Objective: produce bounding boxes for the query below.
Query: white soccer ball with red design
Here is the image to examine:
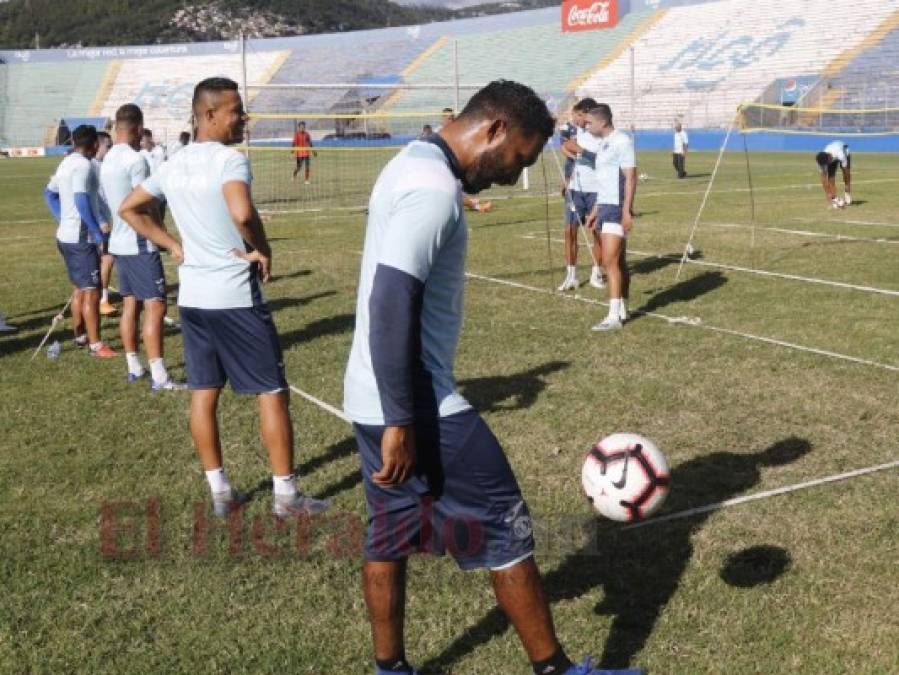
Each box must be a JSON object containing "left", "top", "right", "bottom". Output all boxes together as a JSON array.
[{"left": 582, "top": 433, "right": 670, "bottom": 522}]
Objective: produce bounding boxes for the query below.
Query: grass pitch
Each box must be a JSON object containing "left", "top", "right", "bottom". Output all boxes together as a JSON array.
[{"left": 0, "top": 148, "right": 897, "bottom": 674}]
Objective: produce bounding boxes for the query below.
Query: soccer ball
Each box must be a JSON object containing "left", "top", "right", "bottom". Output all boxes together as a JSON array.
[{"left": 582, "top": 433, "right": 671, "bottom": 522}]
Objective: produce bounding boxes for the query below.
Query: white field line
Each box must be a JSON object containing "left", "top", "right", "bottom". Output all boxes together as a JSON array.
[
  {"left": 0, "top": 235, "right": 46, "bottom": 243},
  {"left": 520, "top": 234, "right": 899, "bottom": 297},
  {"left": 796, "top": 217, "right": 899, "bottom": 229},
  {"left": 637, "top": 176, "right": 899, "bottom": 200},
  {"left": 625, "top": 459, "right": 899, "bottom": 530},
  {"left": 284, "top": 381, "right": 899, "bottom": 525},
  {"left": 465, "top": 271, "right": 899, "bottom": 373},
  {"left": 707, "top": 221, "right": 899, "bottom": 246},
  {"left": 0, "top": 218, "right": 52, "bottom": 226}
]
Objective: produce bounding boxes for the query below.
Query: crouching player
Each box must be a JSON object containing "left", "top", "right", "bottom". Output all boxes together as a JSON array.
[{"left": 816, "top": 141, "right": 851, "bottom": 208}]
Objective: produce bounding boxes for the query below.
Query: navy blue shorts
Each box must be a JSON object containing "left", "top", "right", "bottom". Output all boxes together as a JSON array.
[
  {"left": 57, "top": 241, "right": 100, "bottom": 290},
  {"left": 179, "top": 304, "right": 288, "bottom": 394},
  {"left": 354, "top": 409, "right": 535, "bottom": 571},
  {"left": 596, "top": 204, "right": 626, "bottom": 238},
  {"left": 567, "top": 190, "right": 596, "bottom": 227},
  {"left": 117, "top": 252, "right": 166, "bottom": 301}
]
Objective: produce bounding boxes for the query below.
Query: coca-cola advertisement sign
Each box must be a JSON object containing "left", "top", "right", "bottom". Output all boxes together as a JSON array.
[{"left": 561, "top": 0, "right": 619, "bottom": 32}]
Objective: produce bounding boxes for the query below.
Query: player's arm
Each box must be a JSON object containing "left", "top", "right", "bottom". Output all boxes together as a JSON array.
[
  {"left": 223, "top": 181, "right": 272, "bottom": 283},
  {"left": 369, "top": 187, "right": 456, "bottom": 487},
  {"left": 841, "top": 164, "right": 851, "bottom": 197},
  {"left": 621, "top": 168, "right": 637, "bottom": 231},
  {"left": 44, "top": 179, "right": 61, "bottom": 223},
  {"left": 71, "top": 162, "right": 107, "bottom": 242},
  {"left": 119, "top": 184, "right": 183, "bottom": 261},
  {"left": 820, "top": 170, "right": 835, "bottom": 201}
]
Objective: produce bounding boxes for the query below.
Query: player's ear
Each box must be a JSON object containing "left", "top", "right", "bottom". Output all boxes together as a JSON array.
[{"left": 486, "top": 118, "right": 507, "bottom": 145}]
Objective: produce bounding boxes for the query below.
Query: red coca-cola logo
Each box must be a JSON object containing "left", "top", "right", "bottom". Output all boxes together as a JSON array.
[{"left": 561, "top": 0, "right": 619, "bottom": 32}]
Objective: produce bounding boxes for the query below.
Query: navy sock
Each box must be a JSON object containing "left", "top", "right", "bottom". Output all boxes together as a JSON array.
[
  {"left": 376, "top": 656, "right": 413, "bottom": 673},
  {"left": 532, "top": 648, "right": 574, "bottom": 675}
]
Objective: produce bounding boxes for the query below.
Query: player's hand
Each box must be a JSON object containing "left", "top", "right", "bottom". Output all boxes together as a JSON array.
[
  {"left": 170, "top": 242, "right": 184, "bottom": 265},
  {"left": 585, "top": 209, "right": 598, "bottom": 231},
  {"left": 374, "top": 425, "right": 416, "bottom": 488},
  {"left": 100, "top": 222, "right": 111, "bottom": 234},
  {"left": 231, "top": 248, "right": 272, "bottom": 283},
  {"left": 622, "top": 210, "right": 634, "bottom": 233}
]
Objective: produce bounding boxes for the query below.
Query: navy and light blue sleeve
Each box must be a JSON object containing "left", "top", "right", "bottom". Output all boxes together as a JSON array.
[
  {"left": 44, "top": 187, "right": 61, "bottom": 223},
  {"left": 368, "top": 187, "right": 457, "bottom": 426}
]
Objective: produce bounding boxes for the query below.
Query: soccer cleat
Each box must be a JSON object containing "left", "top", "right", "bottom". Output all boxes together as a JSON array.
[
  {"left": 591, "top": 316, "right": 623, "bottom": 332},
  {"left": 90, "top": 343, "right": 118, "bottom": 358},
  {"left": 127, "top": 370, "right": 147, "bottom": 383},
  {"left": 557, "top": 277, "right": 579, "bottom": 292},
  {"left": 843, "top": 193, "right": 852, "bottom": 206},
  {"left": 151, "top": 378, "right": 188, "bottom": 391},
  {"left": 589, "top": 272, "right": 606, "bottom": 289},
  {"left": 272, "top": 492, "right": 331, "bottom": 518},
  {"left": 99, "top": 301, "right": 118, "bottom": 316},
  {"left": 74, "top": 335, "right": 89, "bottom": 349},
  {"left": 212, "top": 489, "right": 249, "bottom": 518},
  {"left": 564, "top": 656, "right": 644, "bottom": 675},
  {"left": 304, "top": 180, "right": 311, "bottom": 185}
]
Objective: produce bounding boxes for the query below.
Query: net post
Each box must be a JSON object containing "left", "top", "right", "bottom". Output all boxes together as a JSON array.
[
  {"left": 240, "top": 31, "right": 250, "bottom": 157},
  {"left": 453, "top": 40, "right": 461, "bottom": 114}
]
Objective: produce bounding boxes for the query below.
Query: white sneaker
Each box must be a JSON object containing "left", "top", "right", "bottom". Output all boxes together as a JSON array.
[
  {"left": 212, "top": 489, "right": 249, "bottom": 518},
  {"left": 557, "top": 277, "right": 579, "bottom": 292},
  {"left": 591, "top": 316, "right": 623, "bottom": 332},
  {"left": 272, "top": 492, "right": 330, "bottom": 518},
  {"left": 589, "top": 272, "right": 605, "bottom": 289},
  {"left": 618, "top": 307, "right": 628, "bottom": 323},
  {"left": 151, "top": 378, "right": 188, "bottom": 391}
]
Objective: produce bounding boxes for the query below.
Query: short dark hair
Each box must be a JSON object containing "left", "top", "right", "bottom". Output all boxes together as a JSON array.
[
  {"left": 815, "top": 151, "right": 831, "bottom": 168},
  {"left": 71, "top": 125, "right": 98, "bottom": 149},
  {"left": 97, "top": 131, "right": 112, "bottom": 146},
  {"left": 458, "top": 79, "right": 554, "bottom": 141},
  {"left": 179, "top": 131, "right": 190, "bottom": 143},
  {"left": 573, "top": 97, "right": 598, "bottom": 113},
  {"left": 586, "top": 103, "right": 613, "bottom": 125},
  {"left": 115, "top": 103, "right": 143, "bottom": 128},
  {"left": 297, "top": 120, "right": 306, "bottom": 127},
  {"left": 192, "top": 77, "right": 239, "bottom": 113},
  {"left": 141, "top": 129, "right": 153, "bottom": 139}
]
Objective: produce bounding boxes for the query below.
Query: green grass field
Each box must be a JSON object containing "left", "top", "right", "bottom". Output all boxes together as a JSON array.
[{"left": 1, "top": 149, "right": 897, "bottom": 674}]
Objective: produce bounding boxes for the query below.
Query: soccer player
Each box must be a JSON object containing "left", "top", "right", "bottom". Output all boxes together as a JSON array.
[
  {"left": 816, "top": 141, "right": 851, "bottom": 208},
  {"left": 291, "top": 121, "right": 316, "bottom": 184},
  {"left": 94, "top": 131, "right": 118, "bottom": 316},
  {"left": 438, "top": 108, "right": 493, "bottom": 213},
  {"left": 140, "top": 129, "right": 168, "bottom": 220},
  {"left": 580, "top": 104, "right": 637, "bottom": 331},
  {"left": 119, "top": 77, "right": 328, "bottom": 518},
  {"left": 343, "top": 80, "right": 610, "bottom": 675},
  {"left": 559, "top": 98, "right": 602, "bottom": 292},
  {"left": 168, "top": 131, "right": 190, "bottom": 157},
  {"left": 44, "top": 125, "right": 117, "bottom": 357},
  {"left": 101, "top": 103, "right": 182, "bottom": 390},
  {"left": 672, "top": 122, "right": 688, "bottom": 179}
]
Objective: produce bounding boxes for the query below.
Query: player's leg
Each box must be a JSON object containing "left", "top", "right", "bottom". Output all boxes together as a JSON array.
[
  {"left": 304, "top": 157, "right": 311, "bottom": 183},
  {"left": 585, "top": 193, "right": 605, "bottom": 289},
  {"left": 99, "top": 243, "right": 117, "bottom": 315},
  {"left": 120, "top": 296, "right": 144, "bottom": 379},
  {"left": 138, "top": 252, "right": 181, "bottom": 390},
  {"left": 593, "top": 227, "right": 626, "bottom": 331},
  {"left": 559, "top": 195, "right": 579, "bottom": 291},
  {"left": 672, "top": 153, "right": 679, "bottom": 177},
  {"left": 292, "top": 157, "right": 300, "bottom": 180},
  {"left": 620, "top": 238, "right": 630, "bottom": 320},
  {"left": 189, "top": 386, "right": 241, "bottom": 517},
  {"left": 70, "top": 287, "right": 87, "bottom": 345},
  {"left": 363, "top": 559, "right": 411, "bottom": 673}
]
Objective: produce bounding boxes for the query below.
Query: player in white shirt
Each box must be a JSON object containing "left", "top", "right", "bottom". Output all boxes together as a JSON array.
[
  {"left": 673, "top": 122, "right": 689, "bottom": 179},
  {"left": 94, "top": 131, "right": 119, "bottom": 316},
  {"left": 140, "top": 129, "right": 168, "bottom": 220},
  {"left": 167, "top": 131, "right": 190, "bottom": 158},
  {"left": 559, "top": 98, "right": 604, "bottom": 291},
  {"left": 102, "top": 103, "right": 183, "bottom": 390},
  {"left": 119, "top": 77, "right": 328, "bottom": 519},
  {"left": 43, "top": 125, "right": 117, "bottom": 357},
  {"left": 579, "top": 105, "right": 637, "bottom": 331},
  {"left": 816, "top": 141, "right": 851, "bottom": 208}
]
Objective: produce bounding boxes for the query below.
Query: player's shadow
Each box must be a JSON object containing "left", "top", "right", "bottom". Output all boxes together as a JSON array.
[
  {"left": 271, "top": 268, "right": 312, "bottom": 283},
  {"left": 419, "top": 436, "right": 810, "bottom": 674},
  {"left": 279, "top": 313, "right": 355, "bottom": 351},
  {"left": 267, "top": 290, "right": 336, "bottom": 312},
  {"left": 630, "top": 270, "right": 726, "bottom": 322},
  {"left": 458, "top": 361, "right": 569, "bottom": 413}
]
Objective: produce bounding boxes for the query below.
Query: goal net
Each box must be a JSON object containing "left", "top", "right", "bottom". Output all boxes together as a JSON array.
[{"left": 739, "top": 102, "right": 899, "bottom": 135}]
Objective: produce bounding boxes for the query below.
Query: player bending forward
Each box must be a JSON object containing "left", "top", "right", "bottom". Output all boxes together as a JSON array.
[
  {"left": 120, "top": 77, "right": 328, "bottom": 519},
  {"left": 816, "top": 141, "right": 851, "bottom": 208},
  {"left": 344, "top": 80, "right": 630, "bottom": 675}
]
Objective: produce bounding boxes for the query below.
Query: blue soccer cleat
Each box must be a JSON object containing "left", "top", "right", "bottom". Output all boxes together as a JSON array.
[{"left": 564, "top": 656, "right": 644, "bottom": 675}]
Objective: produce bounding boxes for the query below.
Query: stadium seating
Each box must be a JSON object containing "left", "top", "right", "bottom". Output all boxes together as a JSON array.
[
  {"left": 0, "top": 61, "right": 108, "bottom": 147},
  {"left": 575, "top": 0, "right": 899, "bottom": 130}
]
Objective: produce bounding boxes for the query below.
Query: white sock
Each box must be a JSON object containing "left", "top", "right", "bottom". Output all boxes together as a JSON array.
[
  {"left": 89, "top": 341, "right": 102, "bottom": 351},
  {"left": 205, "top": 467, "right": 231, "bottom": 494},
  {"left": 149, "top": 358, "right": 168, "bottom": 384},
  {"left": 126, "top": 352, "right": 143, "bottom": 375},
  {"left": 566, "top": 265, "right": 576, "bottom": 278},
  {"left": 101, "top": 289, "right": 109, "bottom": 304},
  {"left": 619, "top": 299, "right": 628, "bottom": 318},
  {"left": 592, "top": 265, "right": 603, "bottom": 278},
  {"left": 609, "top": 298, "right": 622, "bottom": 319},
  {"left": 272, "top": 474, "right": 297, "bottom": 497}
]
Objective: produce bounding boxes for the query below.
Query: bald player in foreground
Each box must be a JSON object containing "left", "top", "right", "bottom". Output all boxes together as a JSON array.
[
  {"left": 344, "top": 80, "right": 639, "bottom": 675},
  {"left": 120, "top": 77, "right": 328, "bottom": 519}
]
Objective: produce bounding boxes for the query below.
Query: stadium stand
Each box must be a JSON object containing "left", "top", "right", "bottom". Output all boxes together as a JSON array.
[{"left": 575, "top": 0, "right": 899, "bottom": 130}]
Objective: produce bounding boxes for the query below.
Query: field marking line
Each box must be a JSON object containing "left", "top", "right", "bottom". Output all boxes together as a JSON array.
[
  {"left": 625, "top": 459, "right": 899, "bottom": 530},
  {"left": 288, "top": 384, "right": 351, "bottom": 424},
  {"left": 707, "top": 221, "right": 899, "bottom": 246},
  {"left": 520, "top": 234, "right": 899, "bottom": 297},
  {"left": 637, "top": 176, "right": 899, "bottom": 200},
  {"left": 796, "top": 217, "right": 899, "bottom": 229},
  {"left": 0, "top": 218, "right": 52, "bottom": 226},
  {"left": 465, "top": 271, "right": 899, "bottom": 373}
]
